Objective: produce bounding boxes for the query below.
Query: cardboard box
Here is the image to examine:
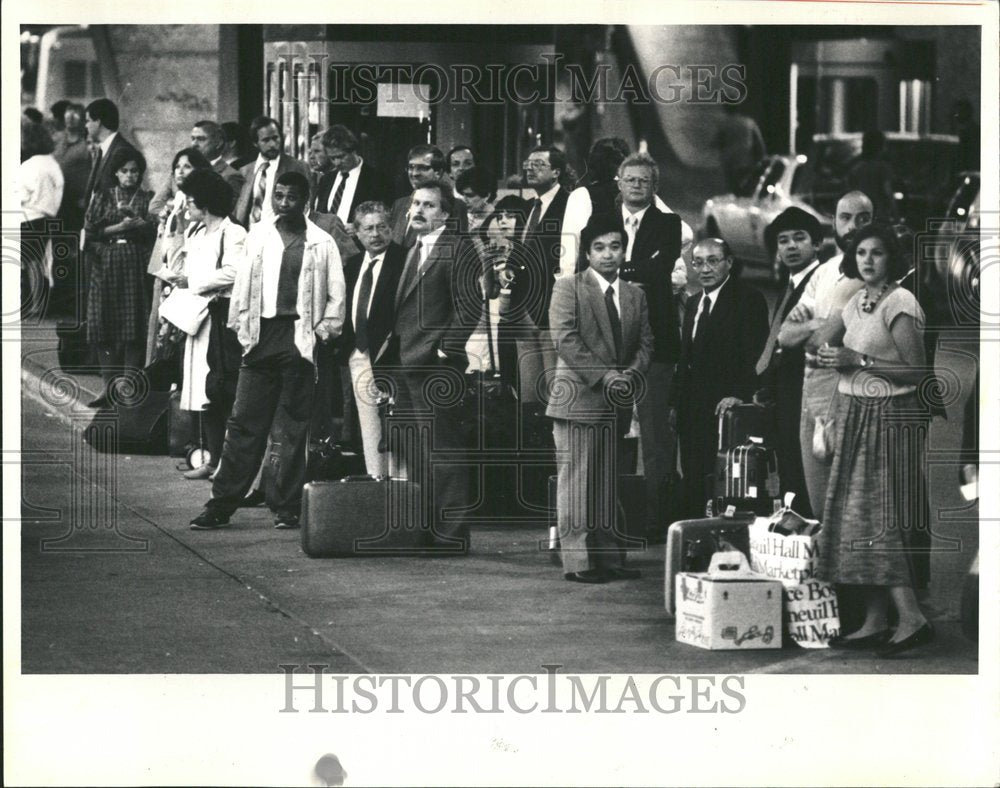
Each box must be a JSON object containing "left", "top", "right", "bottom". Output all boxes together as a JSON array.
[{"left": 674, "top": 551, "right": 783, "bottom": 650}]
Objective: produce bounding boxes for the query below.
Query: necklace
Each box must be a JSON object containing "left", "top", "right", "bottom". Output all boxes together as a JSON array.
[{"left": 861, "top": 282, "right": 890, "bottom": 313}]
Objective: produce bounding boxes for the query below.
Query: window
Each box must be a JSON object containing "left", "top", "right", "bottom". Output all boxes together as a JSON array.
[{"left": 64, "top": 59, "right": 87, "bottom": 96}]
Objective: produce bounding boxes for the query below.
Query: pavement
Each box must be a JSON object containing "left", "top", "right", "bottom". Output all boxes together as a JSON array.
[{"left": 17, "top": 318, "right": 979, "bottom": 675}]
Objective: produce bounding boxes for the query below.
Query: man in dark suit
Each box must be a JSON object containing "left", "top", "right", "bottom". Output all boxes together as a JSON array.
[
  {"left": 615, "top": 152, "right": 683, "bottom": 530},
  {"left": 388, "top": 145, "right": 468, "bottom": 246},
  {"left": 82, "top": 98, "right": 139, "bottom": 214},
  {"left": 547, "top": 214, "right": 654, "bottom": 583},
  {"left": 190, "top": 120, "right": 246, "bottom": 199},
  {"left": 337, "top": 201, "right": 405, "bottom": 476},
  {"left": 669, "top": 238, "right": 769, "bottom": 518},
  {"left": 751, "top": 207, "right": 824, "bottom": 517},
  {"left": 233, "top": 116, "right": 312, "bottom": 230},
  {"left": 521, "top": 145, "right": 570, "bottom": 323},
  {"left": 312, "top": 125, "right": 391, "bottom": 257},
  {"left": 387, "top": 180, "right": 480, "bottom": 552}
]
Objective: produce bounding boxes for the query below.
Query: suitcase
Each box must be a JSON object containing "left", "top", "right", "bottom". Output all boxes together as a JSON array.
[
  {"left": 168, "top": 390, "right": 200, "bottom": 458},
  {"left": 664, "top": 513, "right": 755, "bottom": 618},
  {"left": 712, "top": 439, "right": 781, "bottom": 517},
  {"left": 82, "top": 390, "right": 172, "bottom": 454},
  {"left": 305, "top": 437, "right": 368, "bottom": 482},
  {"left": 718, "top": 403, "right": 775, "bottom": 451},
  {"left": 55, "top": 319, "right": 98, "bottom": 371},
  {"left": 301, "top": 477, "right": 425, "bottom": 557}
]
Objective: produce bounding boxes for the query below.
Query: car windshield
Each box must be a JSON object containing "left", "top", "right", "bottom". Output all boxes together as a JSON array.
[
  {"left": 734, "top": 158, "right": 771, "bottom": 197},
  {"left": 792, "top": 138, "right": 959, "bottom": 221}
]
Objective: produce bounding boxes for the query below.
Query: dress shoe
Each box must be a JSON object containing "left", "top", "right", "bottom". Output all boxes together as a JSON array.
[
  {"left": 876, "top": 622, "right": 935, "bottom": 659},
  {"left": 606, "top": 566, "right": 642, "bottom": 580},
  {"left": 827, "top": 629, "right": 892, "bottom": 650},
  {"left": 238, "top": 488, "right": 265, "bottom": 508},
  {"left": 183, "top": 464, "right": 215, "bottom": 481},
  {"left": 189, "top": 510, "right": 231, "bottom": 530},
  {"left": 564, "top": 569, "right": 612, "bottom": 584},
  {"left": 273, "top": 516, "right": 300, "bottom": 530}
]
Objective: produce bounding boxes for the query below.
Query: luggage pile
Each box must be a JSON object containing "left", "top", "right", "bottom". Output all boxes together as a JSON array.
[{"left": 710, "top": 403, "right": 781, "bottom": 518}]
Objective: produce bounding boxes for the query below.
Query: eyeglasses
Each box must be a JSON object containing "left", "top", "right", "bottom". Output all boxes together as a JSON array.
[
  {"left": 621, "top": 176, "right": 652, "bottom": 187},
  {"left": 407, "top": 163, "right": 434, "bottom": 172},
  {"left": 691, "top": 257, "right": 728, "bottom": 270},
  {"left": 523, "top": 159, "right": 550, "bottom": 171}
]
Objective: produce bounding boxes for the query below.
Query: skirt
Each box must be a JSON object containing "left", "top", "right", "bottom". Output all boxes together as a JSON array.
[
  {"left": 87, "top": 239, "right": 151, "bottom": 344},
  {"left": 816, "top": 390, "right": 931, "bottom": 589}
]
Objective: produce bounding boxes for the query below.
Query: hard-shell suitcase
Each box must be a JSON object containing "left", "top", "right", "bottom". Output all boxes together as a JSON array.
[
  {"left": 82, "top": 390, "right": 172, "bottom": 454},
  {"left": 301, "top": 476, "right": 425, "bottom": 557},
  {"left": 712, "top": 439, "right": 781, "bottom": 517},
  {"left": 664, "top": 513, "right": 755, "bottom": 618},
  {"left": 718, "top": 403, "right": 775, "bottom": 451}
]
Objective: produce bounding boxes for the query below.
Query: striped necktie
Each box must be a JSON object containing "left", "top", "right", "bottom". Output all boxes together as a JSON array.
[{"left": 250, "top": 161, "right": 269, "bottom": 224}]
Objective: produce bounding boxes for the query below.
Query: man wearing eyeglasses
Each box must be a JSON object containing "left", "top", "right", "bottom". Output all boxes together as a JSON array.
[
  {"left": 669, "top": 238, "right": 768, "bottom": 518},
  {"left": 389, "top": 144, "right": 468, "bottom": 246},
  {"left": 521, "top": 146, "right": 570, "bottom": 315},
  {"left": 615, "top": 153, "right": 683, "bottom": 529}
]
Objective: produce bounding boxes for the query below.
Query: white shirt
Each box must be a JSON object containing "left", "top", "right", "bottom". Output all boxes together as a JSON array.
[
  {"left": 789, "top": 259, "right": 821, "bottom": 291},
  {"left": 415, "top": 225, "right": 446, "bottom": 270},
  {"left": 621, "top": 204, "right": 649, "bottom": 262},
  {"left": 98, "top": 131, "right": 118, "bottom": 159},
  {"left": 589, "top": 267, "right": 620, "bottom": 316},
  {"left": 352, "top": 249, "right": 385, "bottom": 324},
  {"left": 559, "top": 185, "right": 692, "bottom": 279},
  {"left": 19, "top": 154, "right": 65, "bottom": 222},
  {"left": 251, "top": 154, "right": 280, "bottom": 225},
  {"left": 328, "top": 158, "right": 364, "bottom": 223},
  {"left": 692, "top": 275, "right": 730, "bottom": 340}
]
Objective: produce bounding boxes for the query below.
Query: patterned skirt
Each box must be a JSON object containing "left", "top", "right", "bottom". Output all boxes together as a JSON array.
[
  {"left": 87, "top": 240, "right": 151, "bottom": 344},
  {"left": 816, "top": 390, "right": 931, "bottom": 588}
]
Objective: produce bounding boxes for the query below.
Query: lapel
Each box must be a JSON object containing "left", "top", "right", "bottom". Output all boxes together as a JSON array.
[
  {"left": 396, "top": 229, "right": 451, "bottom": 309},
  {"left": 702, "top": 277, "right": 737, "bottom": 349}
]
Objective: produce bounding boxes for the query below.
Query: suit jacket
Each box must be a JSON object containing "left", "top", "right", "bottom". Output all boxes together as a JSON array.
[
  {"left": 84, "top": 132, "right": 140, "bottom": 211},
  {"left": 545, "top": 271, "right": 654, "bottom": 422},
  {"left": 670, "top": 276, "right": 769, "bottom": 431},
  {"left": 524, "top": 185, "right": 569, "bottom": 327},
  {"left": 390, "top": 228, "right": 480, "bottom": 369},
  {"left": 617, "top": 200, "right": 683, "bottom": 364},
  {"left": 233, "top": 154, "right": 312, "bottom": 229},
  {"left": 389, "top": 191, "right": 469, "bottom": 247},
  {"left": 338, "top": 242, "right": 406, "bottom": 367},
  {"left": 312, "top": 161, "right": 390, "bottom": 221},
  {"left": 213, "top": 158, "right": 246, "bottom": 201}
]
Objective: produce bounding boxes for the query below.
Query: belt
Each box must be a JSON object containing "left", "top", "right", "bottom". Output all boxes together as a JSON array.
[{"left": 112, "top": 238, "right": 133, "bottom": 244}]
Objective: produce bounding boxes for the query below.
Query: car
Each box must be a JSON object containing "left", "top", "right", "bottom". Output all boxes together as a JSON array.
[
  {"left": 700, "top": 154, "right": 833, "bottom": 281},
  {"left": 934, "top": 171, "right": 980, "bottom": 328}
]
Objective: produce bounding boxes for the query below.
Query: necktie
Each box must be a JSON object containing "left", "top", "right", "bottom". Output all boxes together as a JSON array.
[
  {"left": 693, "top": 293, "right": 711, "bottom": 344},
  {"left": 605, "top": 285, "right": 623, "bottom": 366},
  {"left": 523, "top": 198, "right": 542, "bottom": 240},
  {"left": 397, "top": 240, "right": 422, "bottom": 305},
  {"left": 625, "top": 214, "right": 638, "bottom": 262},
  {"left": 755, "top": 280, "right": 796, "bottom": 375},
  {"left": 251, "top": 161, "right": 269, "bottom": 224},
  {"left": 328, "top": 172, "right": 348, "bottom": 215},
  {"left": 354, "top": 256, "right": 378, "bottom": 353}
]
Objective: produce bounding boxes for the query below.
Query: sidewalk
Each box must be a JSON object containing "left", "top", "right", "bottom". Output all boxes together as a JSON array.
[{"left": 19, "top": 319, "right": 978, "bottom": 675}]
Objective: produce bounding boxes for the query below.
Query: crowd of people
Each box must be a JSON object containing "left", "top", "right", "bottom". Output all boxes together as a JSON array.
[{"left": 20, "top": 96, "right": 966, "bottom": 657}]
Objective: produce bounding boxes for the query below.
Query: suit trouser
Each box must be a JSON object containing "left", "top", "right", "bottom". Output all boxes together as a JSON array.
[
  {"left": 635, "top": 360, "right": 677, "bottom": 529},
  {"left": 390, "top": 368, "right": 470, "bottom": 550},
  {"left": 207, "top": 318, "right": 315, "bottom": 519},
  {"left": 678, "top": 410, "right": 715, "bottom": 519},
  {"left": 553, "top": 418, "right": 627, "bottom": 574},
  {"left": 348, "top": 349, "right": 388, "bottom": 477}
]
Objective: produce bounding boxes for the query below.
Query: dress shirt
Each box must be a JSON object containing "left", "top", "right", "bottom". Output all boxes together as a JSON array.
[
  {"left": 352, "top": 250, "right": 385, "bottom": 321},
  {"left": 416, "top": 225, "right": 446, "bottom": 269},
  {"left": 329, "top": 159, "right": 364, "bottom": 223},
  {"left": 788, "top": 259, "right": 821, "bottom": 293},
  {"left": 589, "top": 267, "right": 620, "bottom": 316},
  {"left": 534, "top": 182, "right": 562, "bottom": 221},
  {"left": 621, "top": 204, "right": 650, "bottom": 262},
  {"left": 98, "top": 131, "right": 118, "bottom": 159},
  {"left": 251, "top": 154, "right": 280, "bottom": 225},
  {"left": 692, "top": 275, "right": 730, "bottom": 340}
]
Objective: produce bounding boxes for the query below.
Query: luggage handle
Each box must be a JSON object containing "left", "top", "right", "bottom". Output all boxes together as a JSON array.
[{"left": 707, "top": 550, "right": 754, "bottom": 576}]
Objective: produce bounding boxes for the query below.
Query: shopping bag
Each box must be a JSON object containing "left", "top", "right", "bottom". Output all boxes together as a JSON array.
[{"left": 158, "top": 288, "right": 210, "bottom": 336}]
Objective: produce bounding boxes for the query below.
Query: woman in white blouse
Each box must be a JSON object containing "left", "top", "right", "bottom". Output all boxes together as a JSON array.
[
  {"left": 172, "top": 169, "right": 247, "bottom": 479},
  {"left": 19, "top": 116, "right": 64, "bottom": 318}
]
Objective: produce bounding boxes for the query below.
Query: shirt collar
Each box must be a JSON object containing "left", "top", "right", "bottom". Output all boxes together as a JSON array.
[
  {"left": 364, "top": 248, "right": 385, "bottom": 266},
  {"left": 622, "top": 204, "right": 649, "bottom": 226},
  {"left": 255, "top": 153, "right": 276, "bottom": 171},
  {"left": 210, "top": 156, "right": 224, "bottom": 168},
  {"left": 589, "top": 267, "right": 618, "bottom": 293},
  {"left": 536, "top": 183, "right": 560, "bottom": 211},
  {"left": 99, "top": 131, "right": 117, "bottom": 156},
  {"left": 417, "top": 224, "right": 446, "bottom": 249},
  {"left": 790, "top": 259, "right": 821, "bottom": 288},
  {"left": 704, "top": 275, "right": 731, "bottom": 304}
]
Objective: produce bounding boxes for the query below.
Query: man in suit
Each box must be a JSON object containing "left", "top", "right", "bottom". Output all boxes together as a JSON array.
[
  {"left": 669, "top": 238, "right": 769, "bottom": 518},
  {"left": 389, "top": 144, "right": 468, "bottom": 246},
  {"left": 337, "top": 201, "right": 405, "bottom": 476},
  {"left": 387, "top": 180, "right": 480, "bottom": 552},
  {"left": 233, "top": 116, "right": 312, "bottom": 230},
  {"left": 82, "top": 98, "right": 139, "bottom": 214},
  {"left": 746, "top": 207, "right": 824, "bottom": 517},
  {"left": 447, "top": 145, "right": 475, "bottom": 190},
  {"left": 547, "top": 214, "right": 654, "bottom": 583},
  {"left": 190, "top": 120, "right": 246, "bottom": 200},
  {"left": 190, "top": 171, "right": 345, "bottom": 532},
  {"left": 521, "top": 145, "right": 569, "bottom": 322},
  {"left": 615, "top": 152, "right": 684, "bottom": 530}
]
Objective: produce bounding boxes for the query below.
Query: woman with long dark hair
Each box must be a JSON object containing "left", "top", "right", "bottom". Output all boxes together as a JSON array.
[{"left": 815, "top": 222, "right": 934, "bottom": 657}]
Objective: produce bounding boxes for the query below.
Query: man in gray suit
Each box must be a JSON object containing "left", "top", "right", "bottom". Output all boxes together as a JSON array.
[
  {"left": 547, "top": 214, "right": 654, "bottom": 583},
  {"left": 191, "top": 119, "right": 246, "bottom": 199},
  {"left": 233, "top": 116, "right": 312, "bottom": 230}
]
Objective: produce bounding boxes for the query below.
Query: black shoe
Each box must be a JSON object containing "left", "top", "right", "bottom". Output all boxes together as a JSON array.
[
  {"left": 828, "top": 629, "right": 893, "bottom": 650},
  {"left": 606, "top": 566, "right": 642, "bottom": 580},
  {"left": 274, "top": 516, "right": 300, "bottom": 530},
  {"left": 876, "top": 622, "right": 935, "bottom": 659},
  {"left": 565, "top": 569, "right": 612, "bottom": 584},
  {"left": 238, "top": 488, "right": 265, "bottom": 508},
  {"left": 189, "top": 510, "right": 231, "bottom": 530}
]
